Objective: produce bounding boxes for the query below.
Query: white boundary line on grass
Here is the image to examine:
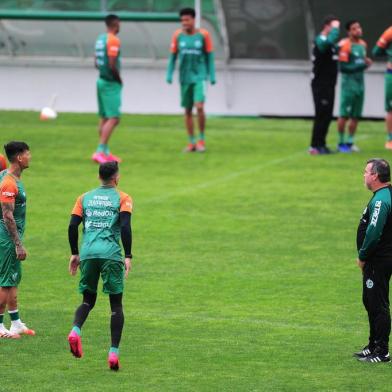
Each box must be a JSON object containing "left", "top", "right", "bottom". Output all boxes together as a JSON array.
[
  {"left": 143, "top": 151, "right": 304, "bottom": 205},
  {"left": 142, "top": 134, "right": 373, "bottom": 205}
]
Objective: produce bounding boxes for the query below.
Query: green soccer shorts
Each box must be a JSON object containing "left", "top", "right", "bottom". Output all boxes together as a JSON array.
[
  {"left": 385, "top": 71, "right": 392, "bottom": 112},
  {"left": 97, "top": 78, "right": 122, "bottom": 119},
  {"left": 339, "top": 87, "right": 364, "bottom": 119},
  {"left": 79, "top": 258, "right": 124, "bottom": 295},
  {"left": 181, "top": 81, "right": 206, "bottom": 109},
  {"left": 0, "top": 239, "right": 21, "bottom": 287}
]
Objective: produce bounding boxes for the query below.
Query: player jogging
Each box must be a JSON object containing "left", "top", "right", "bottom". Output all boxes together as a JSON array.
[
  {"left": 372, "top": 26, "right": 392, "bottom": 150},
  {"left": 337, "top": 20, "right": 372, "bottom": 153},
  {"left": 92, "top": 14, "right": 123, "bottom": 164},
  {"left": 67, "top": 161, "right": 133, "bottom": 371},
  {"left": 166, "top": 7, "right": 216, "bottom": 152},
  {"left": 0, "top": 142, "right": 35, "bottom": 338}
]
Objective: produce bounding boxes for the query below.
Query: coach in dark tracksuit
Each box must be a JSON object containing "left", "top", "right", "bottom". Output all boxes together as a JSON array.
[
  {"left": 309, "top": 16, "right": 340, "bottom": 155},
  {"left": 355, "top": 158, "right": 392, "bottom": 363}
]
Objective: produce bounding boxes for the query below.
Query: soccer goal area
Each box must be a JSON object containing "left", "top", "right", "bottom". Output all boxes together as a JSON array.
[{"left": 0, "top": 0, "right": 390, "bottom": 116}]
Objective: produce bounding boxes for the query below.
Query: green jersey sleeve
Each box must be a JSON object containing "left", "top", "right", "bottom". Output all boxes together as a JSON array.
[{"left": 315, "top": 27, "right": 339, "bottom": 53}]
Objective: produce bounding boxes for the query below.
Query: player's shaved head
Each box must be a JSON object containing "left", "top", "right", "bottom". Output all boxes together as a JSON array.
[
  {"left": 179, "top": 8, "right": 196, "bottom": 18},
  {"left": 4, "top": 141, "right": 29, "bottom": 163},
  {"left": 99, "top": 161, "right": 119, "bottom": 183}
]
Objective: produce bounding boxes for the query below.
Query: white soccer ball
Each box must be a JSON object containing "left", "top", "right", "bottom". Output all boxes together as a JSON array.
[{"left": 40, "top": 107, "right": 57, "bottom": 120}]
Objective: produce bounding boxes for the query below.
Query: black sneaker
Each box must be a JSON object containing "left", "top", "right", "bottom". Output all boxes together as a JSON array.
[
  {"left": 319, "top": 146, "right": 334, "bottom": 155},
  {"left": 353, "top": 345, "right": 373, "bottom": 359},
  {"left": 358, "top": 350, "right": 390, "bottom": 363}
]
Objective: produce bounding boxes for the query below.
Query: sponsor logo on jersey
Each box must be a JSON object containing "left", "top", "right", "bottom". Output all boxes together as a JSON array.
[
  {"left": 2, "top": 191, "right": 15, "bottom": 197},
  {"left": 370, "top": 201, "right": 382, "bottom": 226}
]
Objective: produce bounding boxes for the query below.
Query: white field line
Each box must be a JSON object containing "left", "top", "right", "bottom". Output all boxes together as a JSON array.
[
  {"left": 142, "top": 134, "right": 372, "bottom": 205},
  {"left": 143, "top": 151, "right": 304, "bottom": 205}
]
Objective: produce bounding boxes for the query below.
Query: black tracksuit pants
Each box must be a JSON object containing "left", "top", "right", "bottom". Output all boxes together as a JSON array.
[
  {"left": 310, "top": 81, "right": 335, "bottom": 148},
  {"left": 362, "top": 261, "right": 392, "bottom": 353}
]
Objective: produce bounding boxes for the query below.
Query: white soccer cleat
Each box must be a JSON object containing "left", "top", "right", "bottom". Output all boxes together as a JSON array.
[
  {"left": 0, "top": 324, "right": 20, "bottom": 339},
  {"left": 10, "top": 321, "right": 35, "bottom": 336}
]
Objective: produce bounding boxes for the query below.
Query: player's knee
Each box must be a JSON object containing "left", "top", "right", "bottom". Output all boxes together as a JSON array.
[
  {"left": 196, "top": 105, "right": 204, "bottom": 114},
  {"left": 82, "top": 291, "right": 97, "bottom": 309}
]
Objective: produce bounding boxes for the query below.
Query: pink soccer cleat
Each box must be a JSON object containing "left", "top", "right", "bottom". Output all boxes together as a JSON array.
[
  {"left": 183, "top": 143, "right": 196, "bottom": 153},
  {"left": 106, "top": 153, "right": 122, "bottom": 163},
  {"left": 108, "top": 352, "right": 120, "bottom": 371},
  {"left": 68, "top": 330, "right": 83, "bottom": 358},
  {"left": 92, "top": 152, "right": 109, "bottom": 164},
  {"left": 196, "top": 140, "right": 206, "bottom": 152}
]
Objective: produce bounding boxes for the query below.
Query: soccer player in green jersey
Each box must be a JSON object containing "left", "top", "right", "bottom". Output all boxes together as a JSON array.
[
  {"left": 373, "top": 26, "right": 392, "bottom": 150},
  {"left": 67, "top": 161, "right": 133, "bottom": 371},
  {"left": 92, "top": 14, "right": 123, "bottom": 164},
  {"left": 337, "top": 20, "right": 372, "bottom": 153},
  {"left": 166, "top": 7, "right": 216, "bottom": 152},
  {"left": 0, "top": 142, "right": 35, "bottom": 338}
]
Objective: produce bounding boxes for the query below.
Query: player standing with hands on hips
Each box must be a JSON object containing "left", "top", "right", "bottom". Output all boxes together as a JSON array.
[
  {"left": 355, "top": 158, "right": 392, "bottom": 363},
  {"left": 166, "top": 7, "right": 216, "bottom": 152}
]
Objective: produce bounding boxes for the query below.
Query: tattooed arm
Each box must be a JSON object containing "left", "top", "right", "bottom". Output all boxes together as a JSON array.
[{"left": 1, "top": 202, "right": 26, "bottom": 260}]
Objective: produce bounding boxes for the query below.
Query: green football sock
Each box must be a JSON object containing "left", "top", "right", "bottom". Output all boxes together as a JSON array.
[
  {"left": 0, "top": 313, "right": 4, "bottom": 324},
  {"left": 198, "top": 132, "right": 205, "bottom": 141},
  {"left": 72, "top": 326, "right": 81, "bottom": 336},
  {"left": 97, "top": 144, "right": 110, "bottom": 154},
  {"left": 189, "top": 135, "right": 196, "bottom": 145},
  {"left": 8, "top": 309, "right": 19, "bottom": 321},
  {"left": 338, "top": 132, "right": 345, "bottom": 144},
  {"left": 109, "top": 347, "right": 119, "bottom": 355},
  {"left": 346, "top": 134, "right": 354, "bottom": 145},
  {"left": 388, "top": 132, "right": 392, "bottom": 141}
]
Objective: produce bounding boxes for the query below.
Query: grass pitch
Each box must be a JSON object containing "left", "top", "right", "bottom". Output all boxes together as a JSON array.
[{"left": 0, "top": 111, "right": 391, "bottom": 391}]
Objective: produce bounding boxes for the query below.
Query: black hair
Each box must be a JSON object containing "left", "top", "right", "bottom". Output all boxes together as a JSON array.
[
  {"left": 323, "top": 15, "right": 338, "bottom": 27},
  {"left": 345, "top": 19, "right": 359, "bottom": 31},
  {"left": 99, "top": 161, "right": 119, "bottom": 181},
  {"left": 4, "top": 141, "right": 29, "bottom": 162},
  {"left": 179, "top": 8, "right": 196, "bottom": 18},
  {"left": 105, "top": 14, "right": 120, "bottom": 27},
  {"left": 367, "top": 158, "right": 391, "bottom": 183}
]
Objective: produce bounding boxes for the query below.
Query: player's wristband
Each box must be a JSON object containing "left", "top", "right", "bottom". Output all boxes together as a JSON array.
[{"left": 125, "top": 254, "right": 132, "bottom": 259}]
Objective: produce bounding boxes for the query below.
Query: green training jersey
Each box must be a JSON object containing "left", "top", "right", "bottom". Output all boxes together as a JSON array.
[
  {"left": 168, "top": 28, "right": 215, "bottom": 84},
  {"left": 0, "top": 170, "right": 27, "bottom": 239},
  {"left": 72, "top": 186, "right": 132, "bottom": 262},
  {"left": 373, "top": 26, "right": 392, "bottom": 63},
  {"left": 339, "top": 38, "right": 367, "bottom": 90},
  {"left": 357, "top": 185, "right": 392, "bottom": 262},
  {"left": 95, "top": 33, "right": 121, "bottom": 82}
]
